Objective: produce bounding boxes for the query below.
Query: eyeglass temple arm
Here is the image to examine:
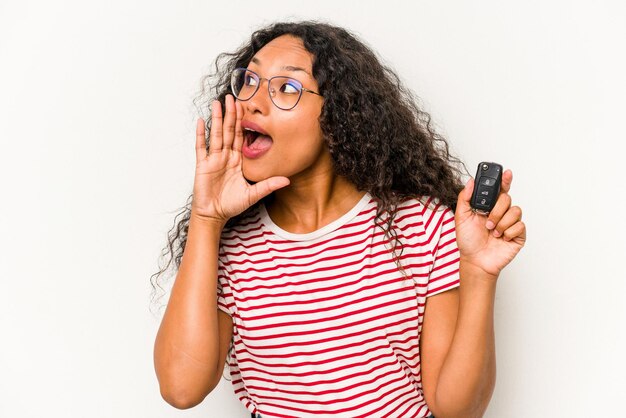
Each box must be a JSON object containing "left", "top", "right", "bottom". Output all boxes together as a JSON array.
[{"left": 302, "top": 87, "right": 322, "bottom": 97}]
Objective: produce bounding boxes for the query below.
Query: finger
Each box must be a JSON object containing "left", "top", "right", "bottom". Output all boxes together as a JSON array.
[
  {"left": 195, "top": 118, "right": 207, "bottom": 163},
  {"left": 492, "top": 205, "right": 522, "bottom": 238},
  {"left": 247, "top": 176, "right": 291, "bottom": 205},
  {"left": 500, "top": 169, "right": 513, "bottom": 194},
  {"left": 501, "top": 220, "right": 526, "bottom": 243},
  {"left": 485, "top": 192, "right": 512, "bottom": 231},
  {"left": 222, "top": 94, "right": 237, "bottom": 149},
  {"left": 209, "top": 100, "right": 223, "bottom": 151},
  {"left": 233, "top": 100, "right": 245, "bottom": 152},
  {"left": 455, "top": 176, "right": 475, "bottom": 222}
]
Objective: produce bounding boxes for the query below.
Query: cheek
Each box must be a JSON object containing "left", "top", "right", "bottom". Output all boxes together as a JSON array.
[
  {"left": 242, "top": 128, "right": 325, "bottom": 181},
  {"left": 242, "top": 108, "right": 325, "bottom": 180},
  {"left": 281, "top": 121, "right": 325, "bottom": 162},
  {"left": 271, "top": 108, "right": 323, "bottom": 156},
  {"left": 290, "top": 109, "right": 323, "bottom": 146},
  {"left": 263, "top": 134, "right": 323, "bottom": 178}
]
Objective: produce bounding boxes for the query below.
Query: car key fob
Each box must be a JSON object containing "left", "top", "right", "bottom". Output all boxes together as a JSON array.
[{"left": 470, "top": 162, "right": 503, "bottom": 215}]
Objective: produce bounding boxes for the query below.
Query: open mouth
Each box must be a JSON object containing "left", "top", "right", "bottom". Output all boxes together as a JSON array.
[
  {"left": 244, "top": 128, "right": 273, "bottom": 149},
  {"left": 244, "top": 128, "right": 260, "bottom": 145}
]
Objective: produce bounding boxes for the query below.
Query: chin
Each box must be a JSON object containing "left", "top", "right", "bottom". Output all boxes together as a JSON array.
[{"left": 242, "top": 163, "right": 278, "bottom": 184}]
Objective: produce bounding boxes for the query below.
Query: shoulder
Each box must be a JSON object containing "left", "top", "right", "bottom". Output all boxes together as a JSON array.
[
  {"left": 392, "top": 195, "right": 453, "bottom": 225},
  {"left": 384, "top": 195, "right": 456, "bottom": 252}
]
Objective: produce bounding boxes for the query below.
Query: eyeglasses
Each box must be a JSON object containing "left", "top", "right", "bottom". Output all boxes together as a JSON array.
[{"left": 230, "top": 67, "right": 323, "bottom": 110}]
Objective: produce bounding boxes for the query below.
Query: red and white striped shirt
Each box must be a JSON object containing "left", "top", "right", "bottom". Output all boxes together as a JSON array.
[{"left": 217, "top": 192, "right": 460, "bottom": 418}]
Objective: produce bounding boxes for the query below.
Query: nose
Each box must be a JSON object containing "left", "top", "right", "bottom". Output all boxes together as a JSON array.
[{"left": 244, "top": 78, "right": 272, "bottom": 114}]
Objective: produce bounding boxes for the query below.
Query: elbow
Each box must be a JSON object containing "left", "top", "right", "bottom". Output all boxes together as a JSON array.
[
  {"left": 153, "top": 342, "right": 222, "bottom": 409},
  {"left": 156, "top": 368, "right": 220, "bottom": 410},
  {"left": 160, "top": 391, "right": 197, "bottom": 410},
  {"left": 429, "top": 371, "right": 497, "bottom": 418},
  {"left": 159, "top": 382, "right": 215, "bottom": 410}
]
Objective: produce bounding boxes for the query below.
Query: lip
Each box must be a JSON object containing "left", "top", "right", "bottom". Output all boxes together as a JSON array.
[
  {"left": 241, "top": 119, "right": 272, "bottom": 159},
  {"left": 242, "top": 140, "right": 272, "bottom": 159},
  {"left": 241, "top": 120, "right": 270, "bottom": 136}
]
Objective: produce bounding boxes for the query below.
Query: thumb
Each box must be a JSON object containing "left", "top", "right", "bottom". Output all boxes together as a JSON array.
[
  {"left": 456, "top": 177, "right": 474, "bottom": 216},
  {"left": 247, "top": 176, "right": 291, "bottom": 205}
]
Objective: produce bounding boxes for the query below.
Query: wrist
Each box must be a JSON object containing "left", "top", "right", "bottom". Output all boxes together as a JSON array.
[
  {"left": 190, "top": 211, "right": 227, "bottom": 232},
  {"left": 459, "top": 258, "right": 499, "bottom": 287}
]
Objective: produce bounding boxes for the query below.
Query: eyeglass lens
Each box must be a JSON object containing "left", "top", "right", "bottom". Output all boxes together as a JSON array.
[{"left": 231, "top": 68, "right": 303, "bottom": 110}]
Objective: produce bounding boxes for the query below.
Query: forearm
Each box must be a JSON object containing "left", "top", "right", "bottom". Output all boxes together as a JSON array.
[
  {"left": 153, "top": 214, "right": 225, "bottom": 402},
  {"left": 433, "top": 261, "right": 498, "bottom": 418}
]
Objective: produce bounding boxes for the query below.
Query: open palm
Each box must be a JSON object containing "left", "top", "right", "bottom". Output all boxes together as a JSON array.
[{"left": 191, "top": 95, "right": 289, "bottom": 224}]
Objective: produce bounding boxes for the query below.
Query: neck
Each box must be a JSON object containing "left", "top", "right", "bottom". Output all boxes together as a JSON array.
[{"left": 266, "top": 166, "right": 365, "bottom": 235}]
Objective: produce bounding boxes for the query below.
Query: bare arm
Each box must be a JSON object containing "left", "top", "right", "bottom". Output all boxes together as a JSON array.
[
  {"left": 421, "top": 167, "right": 526, "bottom": 417},
  {"left": 420, "top": 262, "right": 497, "bottom": 418},
  {"left": 153, "top": 215, "right": 233, "bottom": 409},
  {"left": 153, "top": 96, "right": 290, "bottom": 409}
]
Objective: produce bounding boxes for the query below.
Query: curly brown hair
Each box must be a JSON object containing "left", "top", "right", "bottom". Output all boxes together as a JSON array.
[{"left": 149, "top": 19, "right": 469, "bottom": 313}]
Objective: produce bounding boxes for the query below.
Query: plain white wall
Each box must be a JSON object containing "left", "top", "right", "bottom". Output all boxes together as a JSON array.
[{"left": 1, "top": 0, "right": 624, "bottom": 416}]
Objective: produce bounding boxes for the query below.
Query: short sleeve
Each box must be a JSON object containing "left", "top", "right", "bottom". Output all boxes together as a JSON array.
[
  {"left": 216, "top": 253, "right": 233, "bottom": 317},
  {"left": 425, "top": 204, "right": 461, "bottom": 297}
]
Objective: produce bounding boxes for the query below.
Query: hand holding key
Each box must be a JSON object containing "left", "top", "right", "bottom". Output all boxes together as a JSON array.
[{"left": 454, "top": 169, "right": 527, "bottom": 278}]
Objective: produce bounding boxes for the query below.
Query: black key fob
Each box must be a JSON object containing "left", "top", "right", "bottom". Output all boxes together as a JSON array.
[{"left": 470, "top": 162, "right": 503, "bottom": 215}]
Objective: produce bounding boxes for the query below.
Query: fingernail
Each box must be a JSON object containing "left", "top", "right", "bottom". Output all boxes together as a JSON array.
[
  {"left": 493, "top": 229, "right": 501, "bottom": 237},
  {"left": 486, "top": 220, "right": 495, "bottom": 230}
]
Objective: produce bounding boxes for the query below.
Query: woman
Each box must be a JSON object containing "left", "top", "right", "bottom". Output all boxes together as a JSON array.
[{"left": 152, "top": 20, "right": 526, "bottom": 418}]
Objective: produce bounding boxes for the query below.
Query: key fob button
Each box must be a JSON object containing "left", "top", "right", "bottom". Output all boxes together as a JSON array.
[
  {"left": 474, "top": 195, "right": 491, "bottom": 208},
  {"left": 480, "top": 176, "right": 498, "bottom": 187},
  {"left": 477, "top": 184, "right": 495, "bottom": 197}
]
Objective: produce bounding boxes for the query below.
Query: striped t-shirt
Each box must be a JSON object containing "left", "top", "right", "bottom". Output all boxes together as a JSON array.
[{"left": 217, "top": 192, "right": 461, "bottom": 418}]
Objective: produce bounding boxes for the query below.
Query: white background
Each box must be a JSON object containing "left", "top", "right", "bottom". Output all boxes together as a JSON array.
[{"left": 1, "top": 0, "right": 625, "bottom": 417}]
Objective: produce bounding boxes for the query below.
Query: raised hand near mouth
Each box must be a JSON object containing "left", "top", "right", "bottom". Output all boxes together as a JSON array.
[{"left": 191, "top": 94, "right": 290, "bottom": 226}]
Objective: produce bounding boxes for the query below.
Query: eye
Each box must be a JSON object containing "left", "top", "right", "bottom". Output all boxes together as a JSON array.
[
  {"left": 279, "top": 80, "right": 301, "bottom": 95},
  {"left": 245, "top": 74, "right": 258, "bottom": 86}
]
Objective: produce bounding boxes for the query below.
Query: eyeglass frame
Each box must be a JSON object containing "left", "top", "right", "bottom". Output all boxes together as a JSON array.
[{"left": 230, "top": 67, "right": 323, "bottom": 110}]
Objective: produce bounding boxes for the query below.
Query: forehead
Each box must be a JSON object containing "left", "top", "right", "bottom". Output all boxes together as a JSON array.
[{"left": 249, "top": 35, "right": 314, "bottom": 77}]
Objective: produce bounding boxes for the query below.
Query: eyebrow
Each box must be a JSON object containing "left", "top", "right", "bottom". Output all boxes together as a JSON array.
[{"left": 250, "top": 57, "right": 311, "bottom": 76}]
